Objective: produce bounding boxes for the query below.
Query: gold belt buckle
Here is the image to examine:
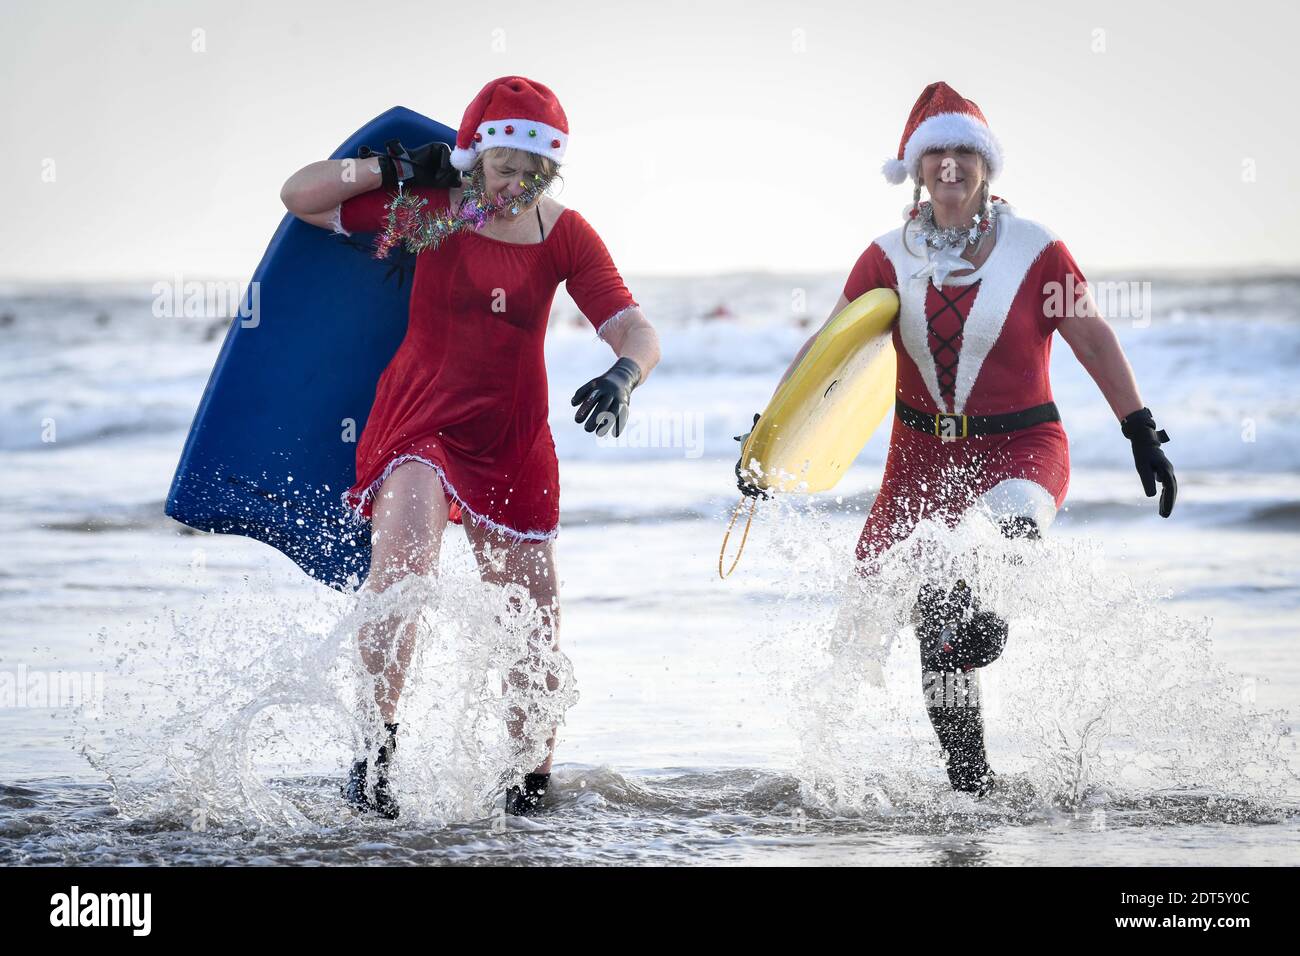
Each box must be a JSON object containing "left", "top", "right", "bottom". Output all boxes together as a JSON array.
[{"left": 934, "top": 412, "right": 968, "bottom": 441}]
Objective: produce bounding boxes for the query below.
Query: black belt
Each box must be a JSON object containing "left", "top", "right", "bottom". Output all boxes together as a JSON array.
[{"left": 895, "top": 398, "right": 1060, "bottom": 440}]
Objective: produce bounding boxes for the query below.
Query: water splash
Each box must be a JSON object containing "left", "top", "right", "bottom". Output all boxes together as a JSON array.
[
  {"left": 748, "top": 496, "right": 1296, "bottom": 817},
  {"left": 73, "top": 566, "right": 578, "bottom": 829}
]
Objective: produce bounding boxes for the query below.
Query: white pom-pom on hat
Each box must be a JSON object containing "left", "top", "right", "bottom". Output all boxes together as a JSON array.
[
  {"left": 450, "top": 146, "right": 478, "bottom": 172},
  {"left": 881, "top": 158, "right": 909, "bottom": 185}
]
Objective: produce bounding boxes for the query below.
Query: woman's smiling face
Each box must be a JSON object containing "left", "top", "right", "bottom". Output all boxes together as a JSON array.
[{"left": 920, "top": 147, "right": 985, "bottom": 208}]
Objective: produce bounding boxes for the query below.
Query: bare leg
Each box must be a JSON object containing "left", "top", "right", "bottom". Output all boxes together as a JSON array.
[
  {"left": 462, "top": 521, "right": 560, "bottom": 775},
  {"left": 357, "top": 461, "right": 450, "bottom": 723}
]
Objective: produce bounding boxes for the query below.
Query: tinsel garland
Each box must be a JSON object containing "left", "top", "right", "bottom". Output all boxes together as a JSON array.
[{"left": 371, "top": 172, "right": 555, "bottom": 259}]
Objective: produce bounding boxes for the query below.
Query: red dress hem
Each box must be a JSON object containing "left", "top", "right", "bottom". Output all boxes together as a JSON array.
[{"left": 343, "top": 451, "right": 560, "bottom": 542}]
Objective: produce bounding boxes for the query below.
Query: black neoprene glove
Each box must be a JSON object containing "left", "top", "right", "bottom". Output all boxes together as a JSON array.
[
  {"left": 571, "top": 357, "right": 642, "bottom": 437},
  {"left": 1120, "top": 406, "right": 1177, "bottom": 518},
  {"left": 360, "top": 140, "right": 462, "bottom": 191},
  {"left": 733, "top": 412, "right": 769, "bottom": 499}
]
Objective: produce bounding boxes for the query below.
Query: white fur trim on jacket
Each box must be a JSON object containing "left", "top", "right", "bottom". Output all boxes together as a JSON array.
[
  {"left": 873, "top": 206, "right": 1055, "bottom": 414},
  {"left": 973, "top": 478, "right": 1059, "bottom": 532}
]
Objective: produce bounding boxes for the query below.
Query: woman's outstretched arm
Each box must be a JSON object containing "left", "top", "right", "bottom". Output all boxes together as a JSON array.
[
  {"left": 1057, "top": 303, "right": 1144, "bottom": 420},
  {"left": 599, "top": 308, "right": 661, "bottom": 384}
]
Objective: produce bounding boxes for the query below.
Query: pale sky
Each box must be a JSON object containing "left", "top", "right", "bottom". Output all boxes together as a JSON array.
[{"left": 2, "top": 0, "right": 1297, "bottom": 282}]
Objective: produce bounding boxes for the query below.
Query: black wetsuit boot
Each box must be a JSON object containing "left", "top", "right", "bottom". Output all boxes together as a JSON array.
[
  {"left": 915, "top": 580, "right": 1007, "bottom": 796},
  {"left": 342, "top": 721, "right": 400, "bottom": 819},
  {"left": 923, "top": 672, "right": 994, "bottom": 794},
  {"left": 504, "top": 772, "right": 550, "bottom": 816}
]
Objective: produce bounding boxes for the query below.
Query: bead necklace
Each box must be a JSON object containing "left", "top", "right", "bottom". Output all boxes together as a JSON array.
[
  {"left": 907, "top": 199, "right": 1001, "bottom": 287},
  {"left": 911, "top": 199, "right": 998, "bottom": 250}
]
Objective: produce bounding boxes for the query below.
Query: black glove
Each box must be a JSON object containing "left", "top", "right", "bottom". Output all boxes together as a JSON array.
[
  {"left": 360, "top": 139, "right": 462, "bottom": 191},
  {"left": 734, "top": 412, "right": 769, "bottom": 499},
  {"left": 1120, "top": 406, "right": 1177, "bottom": 518},
  {"left": 571, "top": 357, "right": 642, "bottom": 437}
]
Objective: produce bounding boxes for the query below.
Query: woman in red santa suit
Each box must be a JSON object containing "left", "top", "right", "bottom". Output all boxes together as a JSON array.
[
  {"left": 281, "top": 77, "right": 661, "bottom": 819},
  {"left": 739, "top": 81, "right": 1176, "bottom": 796}
]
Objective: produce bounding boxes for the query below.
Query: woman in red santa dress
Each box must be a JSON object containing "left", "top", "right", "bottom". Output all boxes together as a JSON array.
[
  {"left": 739, "top": 81, "right": 1176, "bottom": 796},
  {"left": 281, "top": 76, "right": 661, "bottom": 819}
]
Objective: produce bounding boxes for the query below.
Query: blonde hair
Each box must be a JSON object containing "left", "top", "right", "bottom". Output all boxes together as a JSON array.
[{"left": 474, "top": 146, "right": 563, "bottom": 191}]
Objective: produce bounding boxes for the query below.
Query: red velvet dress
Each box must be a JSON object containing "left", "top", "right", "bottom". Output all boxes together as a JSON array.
[
  {"left": 841, "top": 208, "right": 1086, "bottom": 566},
  {"left": 333, "top": 186, "right": 638, "bottom": 541}
]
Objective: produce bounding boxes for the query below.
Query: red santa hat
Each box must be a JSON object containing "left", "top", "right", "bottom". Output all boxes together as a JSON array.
[
  {"left": 449, "top": 76, "right": 570, "bottom": 172},
  {"left": 881, "top": 81, "right": 1003, "bottom": 185}
]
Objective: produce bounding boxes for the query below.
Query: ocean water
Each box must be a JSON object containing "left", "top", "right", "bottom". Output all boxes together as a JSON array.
[{"left": 1, "top": 273, "right": 1298, "bottom": 865}]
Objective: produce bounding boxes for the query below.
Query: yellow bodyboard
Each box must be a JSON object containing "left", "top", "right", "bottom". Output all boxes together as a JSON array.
[{"left": 739, "top": 288, "right": 899, "bottom": 494}]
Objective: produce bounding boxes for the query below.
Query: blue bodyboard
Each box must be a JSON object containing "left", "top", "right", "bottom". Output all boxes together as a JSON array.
[{"left": 165, "top": 106, "right": 454, "bottom": 591}]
